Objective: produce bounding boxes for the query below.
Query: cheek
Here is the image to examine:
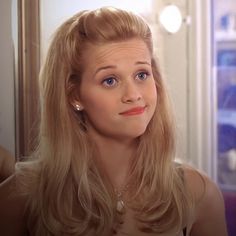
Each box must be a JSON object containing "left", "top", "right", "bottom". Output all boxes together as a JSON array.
[{"left": 82, "top": 94, "right": 114, "bottom": 116}]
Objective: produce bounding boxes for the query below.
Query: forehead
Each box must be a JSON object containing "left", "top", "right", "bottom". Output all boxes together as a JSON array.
[{"left": 82, "top": 38, "right": 151, "bottom": 65}]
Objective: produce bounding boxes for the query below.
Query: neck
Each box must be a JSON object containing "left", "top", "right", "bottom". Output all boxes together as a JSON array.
[{"left": 92, "top": 136, "right": 138, "bottom": 189}]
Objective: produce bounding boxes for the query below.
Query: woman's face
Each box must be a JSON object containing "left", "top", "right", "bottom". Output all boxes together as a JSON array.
[{"left": 78, "top": 38, "right": 157, "bottom": 142}]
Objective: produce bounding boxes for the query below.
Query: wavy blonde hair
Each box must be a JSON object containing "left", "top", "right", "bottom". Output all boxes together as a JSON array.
[{"left": 17, "top": 7, "right": 193, "bottom": 236}]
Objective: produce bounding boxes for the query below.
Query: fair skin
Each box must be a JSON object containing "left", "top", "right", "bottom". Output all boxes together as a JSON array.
[
  {"left": 0, "top": 145, "right": 15, "bottom": 182},
  {"left": 76, "top": 39, "right": 157, "bottom": 188},
  {"left": 185, "top": 167, "right": 228, "bottom": 236},
  {"left": 0, "top": 38, "right": 228, "bottom": 235}
]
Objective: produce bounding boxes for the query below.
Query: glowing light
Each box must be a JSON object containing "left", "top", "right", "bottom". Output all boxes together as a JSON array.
[{"left": 159, "top": 5, "right": 182, "bottom": 34}]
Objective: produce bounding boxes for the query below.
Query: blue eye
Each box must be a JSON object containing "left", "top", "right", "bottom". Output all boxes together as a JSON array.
[
  {"left": 102, "top": 77, "right": 117, "bottom": 87},
  {"left": 137, "top": 71, "right": 149, "bottom": 81}
]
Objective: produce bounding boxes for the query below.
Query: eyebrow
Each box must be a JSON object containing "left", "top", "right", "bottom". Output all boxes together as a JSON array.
[
  {"left": 94, "top": 65, "right": 117, "bottom": 76},
  {"left": 94, "top": 61, "right": 151, "bottom": 76},
  {"left": 135, "top": 61, "right": 151, "bottom": 66}
]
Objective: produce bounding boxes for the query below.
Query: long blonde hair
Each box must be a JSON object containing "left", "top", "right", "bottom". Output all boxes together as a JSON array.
[{"left": 17, "top": 7, "right": 193, "bottom": 235}]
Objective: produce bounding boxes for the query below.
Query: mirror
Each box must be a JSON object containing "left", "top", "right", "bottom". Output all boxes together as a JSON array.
[{"left": 15, "top": 0, "right": 41, "bottom": 158}]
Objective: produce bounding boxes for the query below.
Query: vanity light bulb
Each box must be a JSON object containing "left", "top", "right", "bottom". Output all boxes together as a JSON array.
[{"left": 159, "top": 5, "right": 182, "bottom": 34}]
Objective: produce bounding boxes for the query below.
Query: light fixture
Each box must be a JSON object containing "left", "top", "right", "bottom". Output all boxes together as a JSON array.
[{"left": 159, "top": 4, "right": 183, "bottom": 34}]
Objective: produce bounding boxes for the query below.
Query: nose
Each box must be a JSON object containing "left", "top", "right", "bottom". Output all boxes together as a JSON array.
[{"left": 121, "top": 81, "right": 142, "bottom": 103}]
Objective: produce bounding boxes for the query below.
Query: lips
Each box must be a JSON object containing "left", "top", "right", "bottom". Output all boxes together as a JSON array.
[{"left": 119, "top": 106, "right": 146, "bottom": 116}]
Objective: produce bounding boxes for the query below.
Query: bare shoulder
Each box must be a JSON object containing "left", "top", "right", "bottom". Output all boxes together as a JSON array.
[
  {"left": 0, "top": 146, "right": 15, "bottom": 182},
  {"left": 0, "top": 174, "right": 29, "bottom": 235},
  {"left": 181, "top": 165, "right": 228, "bottom": 236}
]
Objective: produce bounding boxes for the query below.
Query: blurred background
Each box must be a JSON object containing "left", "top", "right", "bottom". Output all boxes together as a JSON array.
[{"left": 0, "top": 0, "right": 235, "bottom": 235}]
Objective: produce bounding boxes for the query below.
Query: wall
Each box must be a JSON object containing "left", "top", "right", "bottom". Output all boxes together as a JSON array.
[
  {"left": 152, "top": 0, "right": 189, "bottom": 162},
  {"left": 0, "top": 0, "right": 15, "bottom": 156}
]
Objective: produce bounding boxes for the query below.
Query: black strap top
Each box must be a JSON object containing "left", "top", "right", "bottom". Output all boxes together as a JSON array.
[{"left": 183, "top": 227, "right": 187, "bottom": 236}]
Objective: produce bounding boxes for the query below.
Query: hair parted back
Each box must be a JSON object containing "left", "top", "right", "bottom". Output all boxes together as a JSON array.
[{"left": 16, "top": 7, "right": 193, "bottom": 235}]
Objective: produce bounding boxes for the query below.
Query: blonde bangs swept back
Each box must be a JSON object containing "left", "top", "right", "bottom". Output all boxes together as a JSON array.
[{"left": 16, "top": 7, "right": 193, "bottom": 235}]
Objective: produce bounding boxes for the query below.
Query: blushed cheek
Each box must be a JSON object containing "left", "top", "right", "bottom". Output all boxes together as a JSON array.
[{"left": 84, "top": 99, "right": 108, "bottom": 118}]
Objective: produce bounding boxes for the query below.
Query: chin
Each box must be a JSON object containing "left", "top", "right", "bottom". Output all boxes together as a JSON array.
[{"left": 125, "top": 126, "right": 148, "bottom": 139}]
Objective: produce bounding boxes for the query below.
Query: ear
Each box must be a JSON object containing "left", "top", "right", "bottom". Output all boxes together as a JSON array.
[{"left": 67, "top": 74, "right": 84, "bottom": 111}]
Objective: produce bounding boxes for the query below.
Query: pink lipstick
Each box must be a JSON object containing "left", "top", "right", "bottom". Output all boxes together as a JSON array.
[{"left": 119, "top": 106, "right": 146, "bottom": 116}]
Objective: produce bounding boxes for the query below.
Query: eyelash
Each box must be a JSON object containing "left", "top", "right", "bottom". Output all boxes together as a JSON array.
[
  {"left": 136, "top": 71, "right": 150, "bottom": 81},
  {"left": 101, "top": 70, "right": 150, "bottom": 87},
  {"left": 102, "top": 77, "right": 118, "bottom": 87}
]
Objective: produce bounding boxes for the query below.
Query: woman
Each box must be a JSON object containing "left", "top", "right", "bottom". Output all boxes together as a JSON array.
[{"left": 0, "top": 7, "right": 227, "bottom": 236}]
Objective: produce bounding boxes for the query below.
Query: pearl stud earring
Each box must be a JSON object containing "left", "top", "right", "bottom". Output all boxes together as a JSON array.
[{"left": 75, "top": 104, "right": 82, "bottom": 111}]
